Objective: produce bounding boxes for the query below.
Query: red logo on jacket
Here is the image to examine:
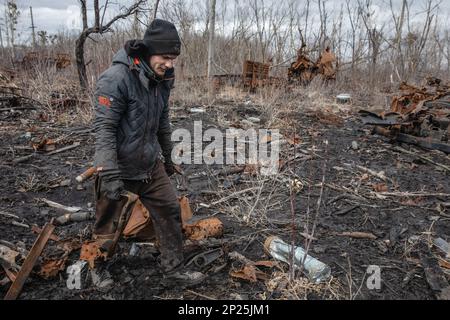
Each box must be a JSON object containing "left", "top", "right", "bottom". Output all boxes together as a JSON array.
[{"left": 98, "top": 96, "right": 112, "bottom": 108}]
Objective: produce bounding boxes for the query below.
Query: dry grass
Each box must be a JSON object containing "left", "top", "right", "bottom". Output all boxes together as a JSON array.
[
  {"left": 266, "top": 271, "right": 346, "bottom": 300},
  {"left": 15, "top": 64, "right": 93, "bottom": 126}
]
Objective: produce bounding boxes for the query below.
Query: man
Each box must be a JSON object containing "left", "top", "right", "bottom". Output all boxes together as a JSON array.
[{"left": 92, "top": 19, "right": 205, "bottom": 287}]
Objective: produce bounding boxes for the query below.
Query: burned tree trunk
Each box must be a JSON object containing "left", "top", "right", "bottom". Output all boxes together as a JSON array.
[
  {"left": 75, "top": 31, "right": 89, "bottom": 90},
  {"left": 76, "top": 0, "right": 144, "bottom": 90}
]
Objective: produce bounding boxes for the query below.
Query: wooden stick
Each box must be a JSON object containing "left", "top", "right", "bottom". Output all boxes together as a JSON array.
[
  {"left": 10, "top": 221, "right": 29, "bottom": 229},
  {"left": 379, "top": 192, "right": 450, "bottom": 198},
  {"left": 4, "top": 221, "right": 55, "bottom": 300},
  {"left": 46, "top": 142, "right": 81, "bottom": 156},
  {"left": 76, "top": 167, "right": 97, "bottom": 183},
  {"left": 37, "top": 198, "right": 83, "bottom": 213},
  {"left": 338, "top": 232, "right": 377, "bottom": 240},
  {"left": 186, "top": 290, "right": 216, "bottom": 300},
  {"left": 204, "top": 187, "right": 260, "bottom": 208},
  {"left": 394, "top": 146, "right": 450, "bottom": 172},
  {"left": 12, "top": 154, "right": 35, "bottom": 165},
  {"left": 0, "top": 211, "right": 21, "bottom": 220}
]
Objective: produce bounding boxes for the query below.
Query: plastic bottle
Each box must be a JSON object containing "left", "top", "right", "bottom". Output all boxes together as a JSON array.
[{"left": 264, "top": 236, "right": 331, "bottom": 284}]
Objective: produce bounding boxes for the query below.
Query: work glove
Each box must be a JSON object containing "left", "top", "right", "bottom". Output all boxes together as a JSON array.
[{"left": 99, "top": 171, "right": 124, "bottom": 201}]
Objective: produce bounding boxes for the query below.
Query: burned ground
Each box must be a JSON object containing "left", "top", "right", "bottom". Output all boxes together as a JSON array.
[{"left": 0, "top": 91, "right": 449, "bottom": 300}]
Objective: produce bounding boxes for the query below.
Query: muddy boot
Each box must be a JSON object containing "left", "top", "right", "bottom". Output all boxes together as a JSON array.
[
  {"left": 90, "top": 261, "right": 114, "bottom": 291},
  {"left": 162, "top": 269, "right": 206, "bottom": 288},
  {"left": 85, "top": 236, "right": 116, "bottom": 291}
]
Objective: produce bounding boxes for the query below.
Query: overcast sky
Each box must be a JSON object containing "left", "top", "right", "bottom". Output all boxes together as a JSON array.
[{"left": 2, "top": 0, "right": 450, "bottom": 44}]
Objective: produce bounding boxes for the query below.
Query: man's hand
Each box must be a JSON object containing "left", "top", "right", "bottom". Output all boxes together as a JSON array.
[{"left": 100, "top": 174, "right": 124, "bottom": 201}]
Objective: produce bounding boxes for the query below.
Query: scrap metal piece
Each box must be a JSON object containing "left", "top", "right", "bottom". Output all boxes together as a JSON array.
[
  {"left": 80, "top": 241, "right": 107, "bottom": 269},
  {"left": 183, "top": 218, "right": 224, "bottom": 241},
  {"left": 288, "top": 46, "right": 337, "bottom": 84},
  {"left": 372, "top": 126, "right": 450, "bottom": 154},
  {"left": 242, "top": 60, "right": 271, "bottom": 90},
  {"left": 4, "top": 221, "right": 55, "bottom": 300},
  {"left": 185, "top": 248, "right": 224, "bottom": 269},
  {"left": 55, "top": 211, "right": 94, "bottom": 226},
  {"left": 39, "top": 257, "right": 68, "bottom": 279},
  {"left": 359, "top": 110, "right": 405, "bottom": 126}
]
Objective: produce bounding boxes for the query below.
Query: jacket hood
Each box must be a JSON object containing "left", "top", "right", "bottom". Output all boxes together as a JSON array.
[{"left": 112, "top": 48, "right": 131, "bottom": 67}]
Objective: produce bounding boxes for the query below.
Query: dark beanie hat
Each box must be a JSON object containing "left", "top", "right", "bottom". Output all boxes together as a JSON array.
[{"left": 143, "top": 19, "right": 181, "bottom": 56}]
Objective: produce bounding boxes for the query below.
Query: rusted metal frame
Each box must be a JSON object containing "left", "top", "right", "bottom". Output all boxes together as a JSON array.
[{"left": 4, "top": 221, "right": 55, "bottom": 300}]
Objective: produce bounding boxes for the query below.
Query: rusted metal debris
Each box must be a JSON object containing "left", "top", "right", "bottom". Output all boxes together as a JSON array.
[
  {"left": 80, "top": 241, "right": 107, "bottom": 269},
  {"left": 242, "top": 60, "right": 271, "bottom": 90},
  {"left": 20, "top": 52, "right": 71, "bottom": 70},
  {"left": 229, "top": 251, "right": 274, "bottom": 283},
  {"left": 288, "top": 46, "right": 337, "bottom": 84},
  {"left": 0, "top": 71, "right": 22, "bottom": 96},
  {"left": 360, "top": 78, "right": 450, "bottom": 153},
  {"left": 39, "top": 257, "right": 68, "bottom": 279},
  {"left": 4, "top": 220, "right": 55, "bottom": 300},
  {"left": 183, "top": 218, "right": 224, "bottom": 241}
]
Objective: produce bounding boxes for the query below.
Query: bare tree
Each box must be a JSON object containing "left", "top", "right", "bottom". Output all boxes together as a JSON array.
[
  {"left": 6, "top": 0, "right": 19, "bottom": 58},
  {"left": 358, "top": 0, "right": 384, "bottom": 86},
  {"left": 207, "top": 0, "right": 216, "bottom": 80},
  {"left": 153, "top": 0, "right": 161, "bottom": 20},
  {"left": 75, "top": 0, "right": 145, "bottom": 89}
]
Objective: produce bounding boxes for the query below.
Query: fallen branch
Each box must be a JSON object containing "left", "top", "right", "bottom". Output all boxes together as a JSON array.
[
  {"left": 37, "top": 198, "right": 83, "bottom": 213},
  {"left": 10, "top": 221, "right": 29, "bottom": 229},
  {"left": 0, "top": 105, "right": 36, "bottom": 112},
  {"left": 186, "top": 290, "right": 216, "bottom": 300},
  {"left": 394, "top": 146, "right": 450, "bottom": 172},
  {"left": 378, "top": 192, "right": 450, "bottom": 198},
  {"left": 355, "top": 165, "right": 395, "bottom": 185},
  {"left": 334, "top": 205, "right": 360, "bottom": 216},
  {"left": 319, "top": 183, "right": 367, "bottom": 201},
  {"left": 338, "top": 232, "right": 377, "bottom": 240},
  {"left": 203, "top": 187, "right": 260, "bottom": 208},
  {"left": 46, "top": 142, "right": 81, "bottom": 156},
  {"left": 12, "top": 154, "right": 35, "bottom": 165},
  {"left": 0, "top": 211, "right": 21, "bottom": 220}
]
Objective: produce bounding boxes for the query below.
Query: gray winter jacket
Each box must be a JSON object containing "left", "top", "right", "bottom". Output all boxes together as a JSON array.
[{"left": 93, "top": 49, "right": 174, "bottom": 181}]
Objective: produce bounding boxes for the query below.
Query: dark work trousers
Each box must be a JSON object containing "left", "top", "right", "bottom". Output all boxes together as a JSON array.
[{"left": 93, "top": 160, "right": 184, "bottom": 273}]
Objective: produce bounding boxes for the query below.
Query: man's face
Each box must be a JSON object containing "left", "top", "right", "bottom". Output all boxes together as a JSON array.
[{"left": 149, "top": 54, "right": 177, "bottom": 77}]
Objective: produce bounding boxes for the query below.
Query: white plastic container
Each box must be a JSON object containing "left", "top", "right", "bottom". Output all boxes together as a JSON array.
[{"left": 264, "top": 236, "right": 331, "bottom": 284}]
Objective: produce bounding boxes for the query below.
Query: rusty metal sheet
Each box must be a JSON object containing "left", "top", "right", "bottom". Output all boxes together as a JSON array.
[
  {"left": 183, "top": 218, "right": 224, "bottom": 241},
  {"left": 230, "top": 264, "right": 268, "bottom": 283},
  {"left": 288, "top": 46, "right": 337, "bottom": 83},
  {"left": 372, "top": 126, "right": 450, "bottom": 154},
  {"left": 242, "top": 60, "right": 271, "bottom": 90},
  {"left": 21, "top": 52, "right": 71, "bottom": 70},
  {"left": 359, "top": 110, "right": 405, "bottom": 126},
  {"left": 80, "top": 241, "right": 107, "bottom": 269},
  {"left": 39, "top": 257, "right": 67, "bottom": 279},
  {"left": 4, "top": 221, "right": 55, "bottom": 300}
]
